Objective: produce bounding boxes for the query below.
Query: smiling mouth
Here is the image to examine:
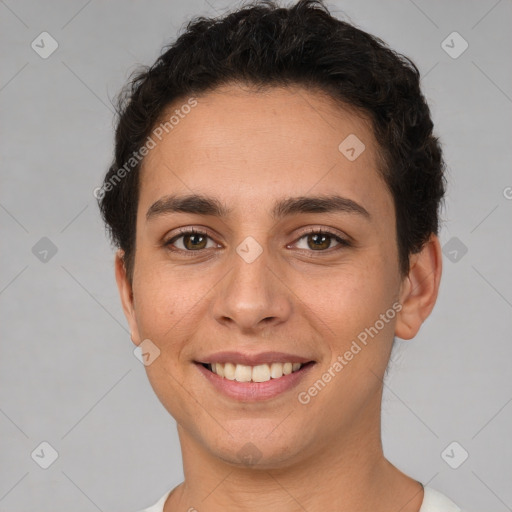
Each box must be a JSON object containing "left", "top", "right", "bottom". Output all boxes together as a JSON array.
[{"left": 199, "top": 361, "right": 315, "bottom": 383}]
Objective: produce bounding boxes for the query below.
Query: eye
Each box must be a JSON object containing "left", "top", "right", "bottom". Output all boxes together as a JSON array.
[
  {"left": 164, "top": 228, "right": 218, "bottom": 252},
  {"left": 164, "top": 227, "right": 350, "bottom": 255},
  {"left": 292, "top": 229, "right": 350, "bottom": 252}
]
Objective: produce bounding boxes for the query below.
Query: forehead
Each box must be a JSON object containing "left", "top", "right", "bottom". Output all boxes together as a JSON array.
[{"left": 138, "top": 84, "right": 392, "bottom": 223}]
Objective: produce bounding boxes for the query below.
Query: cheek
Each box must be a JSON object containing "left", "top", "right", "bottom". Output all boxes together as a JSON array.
[
  {"left": 132, "top": 263, "right": 198, "bottom": 342},
  {"left": 299, "top": 253, "right": 397, "bottom": 339},
  {"left": 131, "top": 267, "right": 206, "bottom": 421},
  {"left": 131, "top": 258, "right": 227, "bottom": 372}
]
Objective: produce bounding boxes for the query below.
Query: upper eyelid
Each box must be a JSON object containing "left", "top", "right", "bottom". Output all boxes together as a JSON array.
[{"left": 166, "top": 227, "right": 217, "bottom": 243}]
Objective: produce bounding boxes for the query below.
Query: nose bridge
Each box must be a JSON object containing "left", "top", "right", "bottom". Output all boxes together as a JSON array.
[{"left": 213, "top": 238, "right": 290, "bottom": 329}]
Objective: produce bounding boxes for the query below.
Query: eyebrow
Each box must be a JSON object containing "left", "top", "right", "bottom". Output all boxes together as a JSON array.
[{"left": 146, "top": 193, "right": 371, "bottom": 222}]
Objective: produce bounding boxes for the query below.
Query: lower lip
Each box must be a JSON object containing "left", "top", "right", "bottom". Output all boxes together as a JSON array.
[{"left": 195, "top": 362, "right": 315, "bottom": 402}]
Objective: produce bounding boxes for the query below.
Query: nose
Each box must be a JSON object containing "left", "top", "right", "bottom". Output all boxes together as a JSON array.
[{"left": 212, "top": 244, "right": 292, "bottom": 334}]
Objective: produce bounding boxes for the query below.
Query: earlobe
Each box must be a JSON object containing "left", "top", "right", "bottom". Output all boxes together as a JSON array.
[
  {"left": 395, "top": 235, "right": 443, "bottom": 340},
  {"left": 114, "top": 250, "right": 141, "bottom": 345}
]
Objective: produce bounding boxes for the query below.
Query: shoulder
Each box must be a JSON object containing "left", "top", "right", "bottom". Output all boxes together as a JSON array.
[
  {"left": 134, "top": 489, "right": 173, "bottom": 512},
  {"left": 420, "top": 486, "right": 463, "bottom": 512},
  {"left": 138, "top": 485, "right": 464, "bottom": 512}
]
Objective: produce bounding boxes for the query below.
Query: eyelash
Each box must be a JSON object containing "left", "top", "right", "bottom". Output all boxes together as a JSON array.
[{"left": 164, "top": 227, "right": 350, "bottom": 256}]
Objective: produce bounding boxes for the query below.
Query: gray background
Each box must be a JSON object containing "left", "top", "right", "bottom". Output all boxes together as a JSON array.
[{"left": 1, "top": 0, "right": 511, "bottom": 511}]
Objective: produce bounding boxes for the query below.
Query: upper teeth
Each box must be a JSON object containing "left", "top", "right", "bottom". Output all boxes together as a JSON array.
[{"left": 208, "top": 362, "right": 303, "bottom": 382}]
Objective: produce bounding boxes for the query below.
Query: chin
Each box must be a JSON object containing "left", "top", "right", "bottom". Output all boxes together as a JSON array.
[{"left": 206, "top": 431, "right": 309, "bottom": 470}]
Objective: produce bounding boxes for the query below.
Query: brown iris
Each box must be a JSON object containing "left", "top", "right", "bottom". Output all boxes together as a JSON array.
[
  {"left": 182, "top": 233, "right": 208, "bottom": 250},
  {"left": 307, "top": 233, "right": 332, "bottom": 250}
]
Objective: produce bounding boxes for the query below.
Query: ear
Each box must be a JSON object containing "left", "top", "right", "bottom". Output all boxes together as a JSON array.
[
  {"left": 114, "top": 250, "right": 141, "bottom": 346},
  {"left": 395, "top": 234, "right": 443, "bottom": 340}
]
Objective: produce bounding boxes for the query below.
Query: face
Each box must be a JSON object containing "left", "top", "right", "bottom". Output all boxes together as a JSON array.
[{"left": 116, "top": 84, "right": 435, "bottom": 469}]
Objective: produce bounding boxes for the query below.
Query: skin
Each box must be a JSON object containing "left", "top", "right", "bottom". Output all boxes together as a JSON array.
[{"left": 115, "top": 84, "right": 442, "bottom": 512}]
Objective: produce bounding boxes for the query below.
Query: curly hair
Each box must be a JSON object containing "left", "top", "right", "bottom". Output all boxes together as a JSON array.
[{"left": 98, "top": 0, "right": 446, "bottom": 283}]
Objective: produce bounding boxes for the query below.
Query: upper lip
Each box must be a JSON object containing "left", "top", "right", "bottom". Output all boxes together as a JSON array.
[{"left": 196, "top": 351, "right": 315, "bottom": 366}]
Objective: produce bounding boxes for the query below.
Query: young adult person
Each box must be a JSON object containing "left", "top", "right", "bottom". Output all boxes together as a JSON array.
[{"left": 98, "top": 1, "right": 462, "bottom": 510}]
